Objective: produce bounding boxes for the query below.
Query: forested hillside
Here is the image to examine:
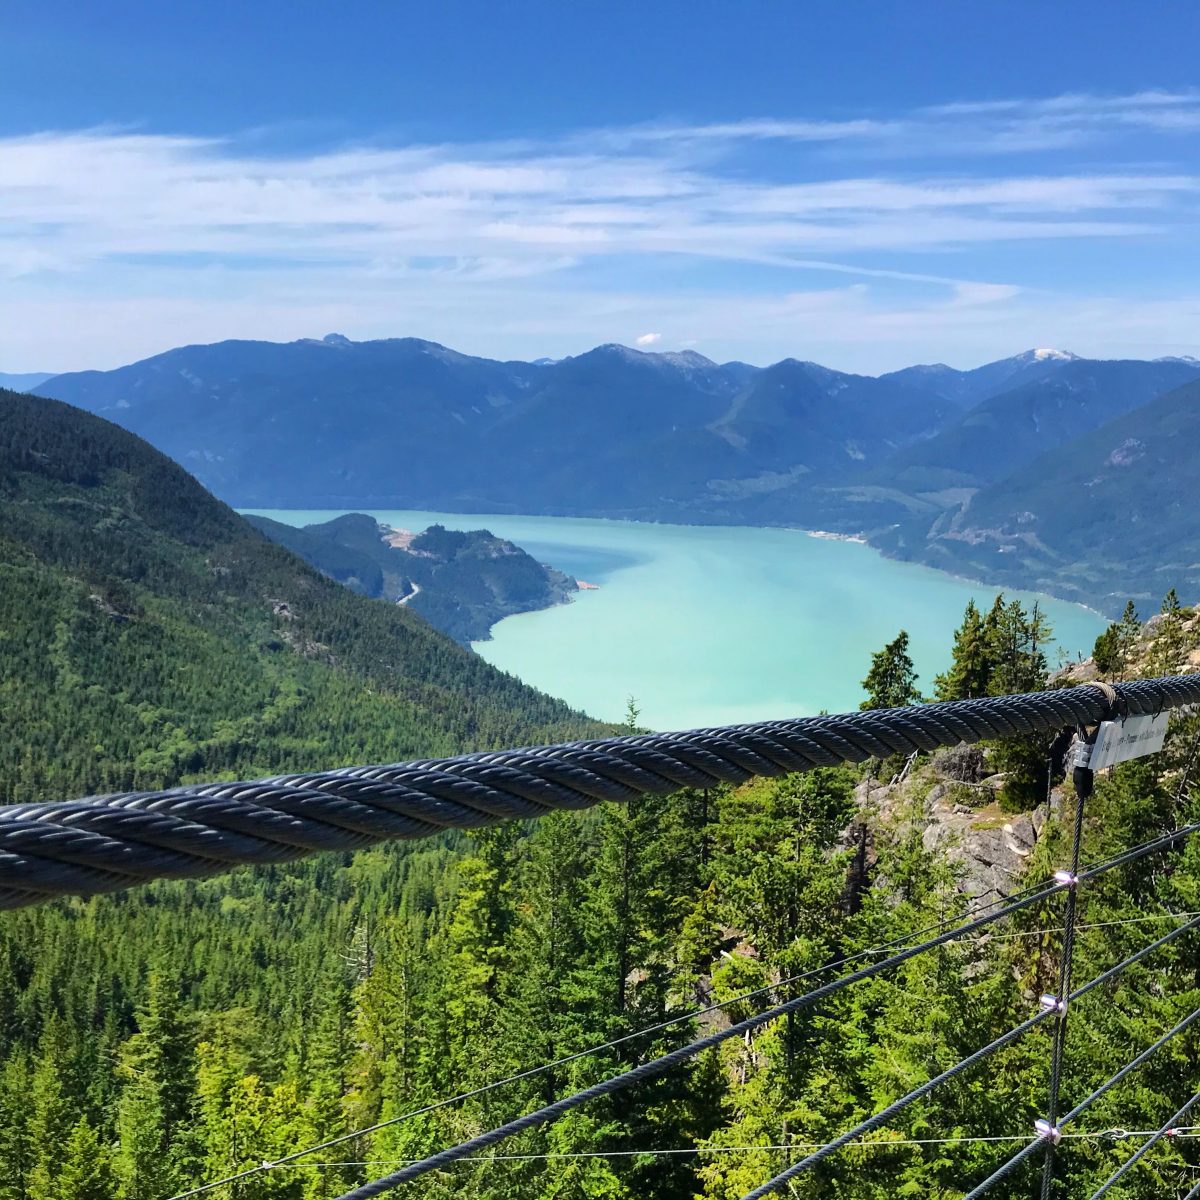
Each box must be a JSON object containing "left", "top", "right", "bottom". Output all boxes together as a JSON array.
[
  {"left": 246, "top": 513, "right": 576, "bottom": 644},
  {"left": 0, "top": 388, "right": 604, "bottom": 805},
  {"left": 877, "top": 377, "right": 1200, "bottom": 615},
  {"left": 3, "top": 406, "right": 1200, "bottom": 1200}
]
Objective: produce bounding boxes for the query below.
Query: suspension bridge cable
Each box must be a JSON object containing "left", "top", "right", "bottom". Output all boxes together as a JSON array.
[
  {"left": 1040, "top": 748, "right": 1093, "bottom": 1200},
  {"left": 1087, "top": 1090, "right": 1200, "bottom": 1200},
  {"left": 737, "top": 914, "right": 1200, "bottom": 1200},
  {"left": 1185, "top": 1172, "right": 1200, "bottom": 1200},
  {"left": 960, "top": 1000, "right": 1200, "bottom": 1199},
  {"left": 5, "top": 674, "right": 1199, "bottom": 910},
  {"left": 256, "top": 1129, "right": 1200, "bottom": 1169},
  {"left": 330, "top": 880, "right": 1066, "bottom": 1200}
]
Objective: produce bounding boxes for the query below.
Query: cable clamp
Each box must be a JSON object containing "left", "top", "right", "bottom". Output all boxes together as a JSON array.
[
  {"left": 1035, "top": 1119, "right": 1062, "bottom": 1145},
  {"left": 1105, "top": 1128, "right": 1128, "bottom": 1140},
  {"left": 1166, "top": 1128, "right": 1179, "bottom": 1138},
  {"left": 1039, "top": 994, "right": 1066, "bottom": 1014},
  {"left": 1054, "top": 870, "right": 1078, "bottom": 888}
]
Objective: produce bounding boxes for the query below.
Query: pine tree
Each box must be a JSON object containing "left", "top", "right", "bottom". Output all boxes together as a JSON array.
[
  {"left": 57, "top": 1120, "right": 117, "bottom": 1200},
  {"left": 1147, "top": 588, "right": 1189, "bottom": 677},
  {"left": 1117, "top": 600, "right": 1141, "bottom": 673},
  {"left": 859, "top": 631, "right": 920, "bottom": 710},
  {"left": 1092, "top": 623, "right": 1122, "bottom": 677},
  {"left": 0, "top": 1053, "right": 34, "bottom": 1200},
  {"left": 935, "top": 600, "right": 993, "bottom": 700},
  {"left": 27, "top": 1018, "right": 76, "bottom": 1200},
  {"left": 1094, "top": 601, "right": 1143, "bottom": 679}
]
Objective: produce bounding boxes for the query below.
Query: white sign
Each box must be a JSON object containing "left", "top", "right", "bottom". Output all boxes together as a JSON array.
[{"left": 1084, "top": 712, "right": 1171, "bottom": 772}]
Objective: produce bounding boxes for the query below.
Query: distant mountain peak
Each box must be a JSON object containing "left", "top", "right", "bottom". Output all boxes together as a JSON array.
[
  {"left": 588, "top": 343, "right": 717, "bottom": 370},
  {"left": 1025, "top": 348, "right": 1078, "bottom": 362},
  {"left": 321, "top": 332, "right": 353, "bottom": 346}
]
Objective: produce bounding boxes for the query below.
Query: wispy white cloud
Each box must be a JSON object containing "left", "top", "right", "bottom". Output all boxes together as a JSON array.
[
  {"left": 635, "top": 332, "right": 661, "bottom": 346},
  {"left": 2, "top": 90, "right": 1199, "bottom": 370}
]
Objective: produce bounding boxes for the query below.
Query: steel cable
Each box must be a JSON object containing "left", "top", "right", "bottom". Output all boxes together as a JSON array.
[
  {"left": 1087, "top": 1090, "right": 1200, "bottom": 1199},
  {"left": 739, "top": 915, "right": 1200, "bottom": 1200},
  {"left": 3, "top": 674, "right": 1198, "bottom": 909},
  {"left": 961, "top": 1001, "right": 1200, "bottom": 1198}
]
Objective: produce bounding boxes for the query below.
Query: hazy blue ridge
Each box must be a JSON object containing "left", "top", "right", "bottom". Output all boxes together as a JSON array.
[
  {"left": 0, "top": 371, "right": 55, "bottom": 392},
  {"left": 33, "top": 335, "right": 1200, "bottom": 613},
  {"left": 873, "top": 375, "right": 1200, "bottom": 616}
]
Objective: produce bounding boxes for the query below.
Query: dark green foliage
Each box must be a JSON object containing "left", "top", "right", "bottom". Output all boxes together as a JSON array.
[
  {"left": 859, "top": 630, "right": 920, "bottom": 711},
  {"left": 934, "top": 599, "right": 991, "bottom": 700}
]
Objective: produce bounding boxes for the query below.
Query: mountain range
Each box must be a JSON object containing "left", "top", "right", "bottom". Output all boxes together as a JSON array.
[{"left": 33, "top": 336, "right": 1200, "bottom": 615}]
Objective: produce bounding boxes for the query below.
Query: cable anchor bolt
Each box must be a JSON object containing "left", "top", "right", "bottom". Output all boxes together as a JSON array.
[{"left": 1035, "top": 1119, "right": 1062, "bottom": 1145}]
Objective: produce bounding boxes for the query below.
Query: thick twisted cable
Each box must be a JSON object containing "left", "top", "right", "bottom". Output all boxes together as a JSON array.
[
  {"left": 739, "top": 915, "right": 1200, "bottom": 1199},
  {"left": 3, "top": 675, "right": 1198, "bottom": 910}
]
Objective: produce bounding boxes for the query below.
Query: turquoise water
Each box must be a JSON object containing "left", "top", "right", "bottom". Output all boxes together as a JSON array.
[{"left": 246, "top": 509, "right": 1106, "bottom": 731}]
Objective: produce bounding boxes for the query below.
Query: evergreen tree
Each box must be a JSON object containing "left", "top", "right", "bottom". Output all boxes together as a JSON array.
[
  {"left": 934, "top": 600, "right": 993, "bottom": 700},
  {"left": 27, "top": 1018, "right": 76, "bottom": 1200},
  {"left": 0, "top": 1053, "right": 34, "bottom": 1200},
  {"left": 1147, "top": 589, "right": 1190, "bottom": 677},
  {"left": 1094, "top": 600, "right": 1144, "bottom": 678},
  {"left": 57, "top": 1120, "right": 117, "bottom": 1200},
  {"left": 1092, "top": 623, "right": 1122, "bottom": 677},
  {"left": 1117, "top": 600, "right": 1141, "bottom": 672},
  {"left": 859, "top": 631, "right": 920, "bottom": 710}
]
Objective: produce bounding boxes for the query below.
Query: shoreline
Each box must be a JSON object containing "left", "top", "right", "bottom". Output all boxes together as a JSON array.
[
  {"left": 240, "top": 505, "right": 1109, "bottom": 622},
  {"left": 801, "top": 528, "right": 867, "bottom": 545}
]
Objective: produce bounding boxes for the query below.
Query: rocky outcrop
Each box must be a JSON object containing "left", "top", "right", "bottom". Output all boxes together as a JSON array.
[
  {"left": 921, "top": 782, "right": 1059, "bottom": 901},
  {"left": 850, "top": 761, "right": 1063, "bottom": 904}
]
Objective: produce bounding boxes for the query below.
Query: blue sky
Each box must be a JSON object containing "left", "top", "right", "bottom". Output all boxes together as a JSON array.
[{"left": 3, "top": 0, "right": 1199, "bottom": 372}]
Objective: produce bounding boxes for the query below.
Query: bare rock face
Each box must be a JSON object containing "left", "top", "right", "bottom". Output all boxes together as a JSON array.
[
  {"left": 922, "top": 795, "right": 1046, "bottom": 902},
  {"left": 930, "top": 744, "right": 988, "bottom": 783},
  {"left": 851, "top": 756, "right": 1062, "bottom": 906}
]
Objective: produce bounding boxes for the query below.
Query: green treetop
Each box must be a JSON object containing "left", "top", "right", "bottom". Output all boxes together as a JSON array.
[{"left": 860, "top": 630, "right": 921, "bottom": 711}]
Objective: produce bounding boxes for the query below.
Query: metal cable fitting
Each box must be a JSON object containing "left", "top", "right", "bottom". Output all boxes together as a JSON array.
[{"left": 1035, "top": 1120, "right": 1062, "bottom": 1146}]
